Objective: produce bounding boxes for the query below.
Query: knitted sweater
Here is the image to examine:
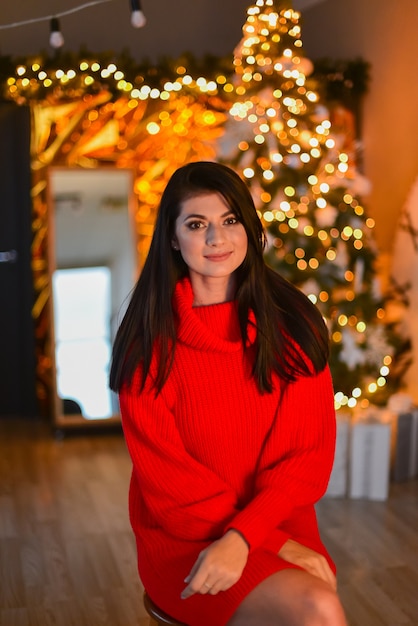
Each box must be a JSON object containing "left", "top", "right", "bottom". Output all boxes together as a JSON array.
[{"left": 119, "top": 277, "right": 336, "bottom": 626}]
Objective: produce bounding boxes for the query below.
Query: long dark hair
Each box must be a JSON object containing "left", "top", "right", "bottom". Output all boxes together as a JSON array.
[{"left": 109, "top": 161, "right": 329, "bottom": 394}]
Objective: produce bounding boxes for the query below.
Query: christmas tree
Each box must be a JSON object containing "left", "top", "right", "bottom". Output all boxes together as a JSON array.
[{"left": 221, "top": 0, "right": 409, "bottom": 410}]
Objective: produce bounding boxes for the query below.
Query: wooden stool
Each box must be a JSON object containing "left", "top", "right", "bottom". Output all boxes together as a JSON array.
[{"left": 143, "top": 591, "right": 187, "bottom": 626}]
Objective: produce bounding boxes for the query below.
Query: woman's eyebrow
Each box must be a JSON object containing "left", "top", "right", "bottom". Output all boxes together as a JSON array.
[
  {"left": 182, "top": 213, "right": 206, "bottom": 220},
  {"left": 182, "top": 210, "right": 235, "bottom": 221}
]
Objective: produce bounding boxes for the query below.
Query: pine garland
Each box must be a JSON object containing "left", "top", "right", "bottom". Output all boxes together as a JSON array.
[{"left": 0, "top": 49, "right": 369, "bottom": 109}]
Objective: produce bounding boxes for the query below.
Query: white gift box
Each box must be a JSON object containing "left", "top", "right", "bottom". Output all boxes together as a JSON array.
[
  {"left": 348, "top": 409, "right": 393, "bottom": 501},
  {"left": 325, "top": 413, "right": 350, "bottom": 497}
]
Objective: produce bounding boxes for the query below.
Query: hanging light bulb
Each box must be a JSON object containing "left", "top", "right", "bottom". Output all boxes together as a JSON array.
[
  {"left": 130, "top": 0, "right": 146, "bottom": 28},
  {"left": 49, "top": 17, "right": 64, "bottom": 49}
]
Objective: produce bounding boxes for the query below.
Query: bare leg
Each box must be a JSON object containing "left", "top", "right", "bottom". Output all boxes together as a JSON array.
[{"left": 227, "top": 569, "right": 348, "bottom": 626}]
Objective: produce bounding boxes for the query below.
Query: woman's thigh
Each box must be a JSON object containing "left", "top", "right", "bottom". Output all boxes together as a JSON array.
[{"left": 227, "top": 569, "right": 347, "bottom": 626}]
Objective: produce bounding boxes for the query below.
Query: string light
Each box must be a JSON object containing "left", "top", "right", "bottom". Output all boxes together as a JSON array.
[
  {"left": 49, "top": 18, "right": 64, "bottom": 49},
  {"left": 130, "top": 0, "right": 147, "bottom": 28},
  {"left": 0, "top": 0, "right": 147, "bottom": 48},
  {"left": 5, "top": 57, "right": 228, "bottom": 104},
  {"left": 0, "top": 1, "right": 113, "bottom": 31}
]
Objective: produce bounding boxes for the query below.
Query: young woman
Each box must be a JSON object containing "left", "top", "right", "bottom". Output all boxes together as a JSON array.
[{"left": 109, "top": 161, "right": 347, "bottom": 626}]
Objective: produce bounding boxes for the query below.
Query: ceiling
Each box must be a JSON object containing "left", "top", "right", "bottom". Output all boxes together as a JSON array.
[{"left": 0, "top": 0, "right": 326, "bottom": 61}]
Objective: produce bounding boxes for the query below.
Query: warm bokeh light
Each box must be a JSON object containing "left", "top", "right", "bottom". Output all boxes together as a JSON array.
[{"left": 230, "top": 0, "right": 400, "bottom": 409}]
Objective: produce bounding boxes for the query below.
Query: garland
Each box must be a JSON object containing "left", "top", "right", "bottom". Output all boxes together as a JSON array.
[{"left": 0, "top": 49, "right": 369, "bottom": 109}]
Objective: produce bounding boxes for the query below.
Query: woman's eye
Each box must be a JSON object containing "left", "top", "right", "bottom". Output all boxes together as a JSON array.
[
  {"left": 185, "top": 216, "right": 238, "bottom": 229},
  {"left": 186, "top": 221, "right": 204, "bottom": 230}
]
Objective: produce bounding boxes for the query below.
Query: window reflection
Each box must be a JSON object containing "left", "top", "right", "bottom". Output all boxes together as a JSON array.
[{"left": 53, "top": 266, "right": 114, "bottom": 419}]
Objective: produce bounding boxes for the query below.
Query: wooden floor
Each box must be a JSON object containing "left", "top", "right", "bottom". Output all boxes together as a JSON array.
[{"left": 1, "top": 417, "right": 417, "bottom": 626}]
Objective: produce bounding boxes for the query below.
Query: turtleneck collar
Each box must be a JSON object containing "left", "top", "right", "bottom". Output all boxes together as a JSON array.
[{"left": 173, "top": 277, "right": 256, "bottom": 353}]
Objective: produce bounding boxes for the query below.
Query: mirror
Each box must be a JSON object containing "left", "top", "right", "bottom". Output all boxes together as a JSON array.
[{"left": 48, "top": 167, "right": 137, "bottom": 428}]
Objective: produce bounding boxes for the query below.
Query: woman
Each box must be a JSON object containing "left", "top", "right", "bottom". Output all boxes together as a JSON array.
[{"left": 109, "top": 161, "right": 347, "bottom": 626}]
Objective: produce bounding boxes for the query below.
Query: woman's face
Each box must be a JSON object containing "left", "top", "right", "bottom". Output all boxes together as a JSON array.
[{"left": 173, "top": 192, "right": 248, "bottom": 288}]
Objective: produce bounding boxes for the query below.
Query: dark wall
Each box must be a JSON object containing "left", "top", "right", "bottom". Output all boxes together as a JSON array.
[{"left": 0, "top": 102, "right": 38, "bottom": 417}]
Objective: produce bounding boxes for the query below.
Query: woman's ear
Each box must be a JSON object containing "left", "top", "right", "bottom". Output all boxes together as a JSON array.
[{"left": 171, "top": 238, "right": 179, "bottom": 250}]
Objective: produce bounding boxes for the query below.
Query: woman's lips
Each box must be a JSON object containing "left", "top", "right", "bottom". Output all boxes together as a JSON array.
[{"left": 204, "top": 252, "right": 232, "bottom": 261}]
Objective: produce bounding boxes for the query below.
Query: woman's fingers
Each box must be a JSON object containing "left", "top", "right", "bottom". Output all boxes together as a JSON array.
[
  {"left": 278, "top": 539, "right": 337, "bottom": 590},
  {"left": 183, "top": 549, "right": 206, "bottom": 585},
  {"left": 181, "top": 531, "right": 249, "bottom": 599},
  {"left": 319, "top": 559, "right": 337, "bottom": 590},
  {"left": 303, "top": 550, "right": 334, "bottom": 587},
  {"left": 182, "top": 564, "right": 207, "bottom": 598},
  {"left": 305, "top": 554, "right": 336, "bottom": 589},
  {"left": 181, "top": 577, "right": 204, "bottom": 599}
]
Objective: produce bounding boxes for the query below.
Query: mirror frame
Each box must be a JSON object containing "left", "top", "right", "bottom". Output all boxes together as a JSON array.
[{"left": 47, "top": 166, "right": 136, "bottom": 429}]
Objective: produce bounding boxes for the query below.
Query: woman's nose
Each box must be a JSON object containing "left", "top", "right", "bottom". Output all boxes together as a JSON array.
[{"left": 206, "top": 224, "right": 224, "bottom": 246}]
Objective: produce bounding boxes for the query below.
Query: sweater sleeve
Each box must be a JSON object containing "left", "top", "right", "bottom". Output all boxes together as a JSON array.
[
  {"left": 226, "top": 365, "right": 336, "bottom": 552},
  {"left": 119, "top": 371, "right": 240, "bottom": 543}
]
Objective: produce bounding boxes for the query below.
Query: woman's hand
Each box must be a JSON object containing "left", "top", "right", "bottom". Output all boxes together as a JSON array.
[
  {"left": 181, "top": 530, "right": 249, "bottom": 599},
  {"left": 278, "top": 539, "right": 337, "bottom": 590}
]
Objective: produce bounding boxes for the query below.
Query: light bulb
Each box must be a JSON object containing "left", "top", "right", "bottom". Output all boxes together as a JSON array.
[
  {"left": 130, "top": 0, "right": 146, "bottom": 28},
  {"left": 50, "top": 17, "right": 64, "bottom": 49}
]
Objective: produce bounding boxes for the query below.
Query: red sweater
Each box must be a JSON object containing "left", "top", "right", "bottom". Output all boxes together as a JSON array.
[{"left": 119, "top": 277, "right": 336, "bottom": 626}]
